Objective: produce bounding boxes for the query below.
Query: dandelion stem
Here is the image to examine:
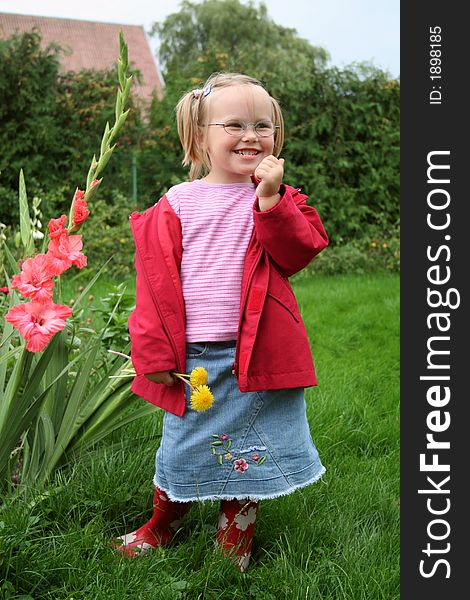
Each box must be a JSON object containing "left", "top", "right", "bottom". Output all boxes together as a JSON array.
[{"left": 172, "top": 372, "right": 196, "bottom": 390}]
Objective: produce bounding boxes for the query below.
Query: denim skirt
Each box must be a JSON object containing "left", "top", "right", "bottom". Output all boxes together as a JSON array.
[{"left": 154, "top": 341, "right": 325, "bottom": 502}]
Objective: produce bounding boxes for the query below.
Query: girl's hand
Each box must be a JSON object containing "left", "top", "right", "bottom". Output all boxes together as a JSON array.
[
  {"left": 144, "top": 371, "right": 175, "bottom": 386},
  {"left": 254, "top": 155, "right": 284, "bottom": 202}
]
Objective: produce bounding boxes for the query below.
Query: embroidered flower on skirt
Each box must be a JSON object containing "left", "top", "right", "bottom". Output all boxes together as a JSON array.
[
  {"left": 234, "top": 459, "right": 249, "bottom": 473},
  {"left": 211, "top": 434, "right": 267, "bottom": 470}
]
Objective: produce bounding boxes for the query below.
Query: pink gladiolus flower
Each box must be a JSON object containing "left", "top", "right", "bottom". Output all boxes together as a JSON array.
[
  {"left": 11, "top": 254, "right": 55, "bottom": 302},
  {"left": 74, "top": 189, "right": 85, "bottom": 202},
  {"left": 1, "top": 286, "right": 9, "bottom": 294},
  {"left": 48, "top": 215, "right": 67, "bottom": 239},
  {"left": 5, "top": 301, "right": 72, "bottom": 352},
  {"left": 47, "top": 232, "right": 87, "bottom": 275},
  {"left": 73, "top": 198, "right": 89, "bottom": 225}
]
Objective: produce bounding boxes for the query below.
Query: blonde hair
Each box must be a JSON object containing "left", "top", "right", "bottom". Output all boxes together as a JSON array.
[{"left": 176, "top": 72, "right": 285, "bottom": 180}]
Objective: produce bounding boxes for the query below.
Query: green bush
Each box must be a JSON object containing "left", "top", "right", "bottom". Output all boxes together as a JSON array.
[
  {"left": 299, "top": 223, "right": 400, "bottom": 277},
  {"left": 88, "top": 282, "right": 135, "bottom": 349}
]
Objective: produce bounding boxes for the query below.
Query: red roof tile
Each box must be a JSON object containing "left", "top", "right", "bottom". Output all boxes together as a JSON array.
[{"left": 0, "top": 12, "right": 164, "bottom": 103}]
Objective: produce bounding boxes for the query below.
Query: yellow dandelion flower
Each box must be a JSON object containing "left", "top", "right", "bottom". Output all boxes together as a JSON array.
[
  {"left": 190, "top": 385, "right": 214, "bottom": 412},
  {"left": 190, "top": 367, "right": 208, "bottom": 387}
]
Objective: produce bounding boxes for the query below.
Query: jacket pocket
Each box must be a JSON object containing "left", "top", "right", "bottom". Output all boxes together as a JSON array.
[
  {"left": 266, "top": 291, "right": 300, "bottom": 322},
  {"left": 267, "top": 267, "right": 301, "bottom": 323}
]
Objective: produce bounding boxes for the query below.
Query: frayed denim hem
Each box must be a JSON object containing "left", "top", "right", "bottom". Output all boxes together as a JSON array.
[{"left": 152, "top": 466, "right": 326, "bottom": 503}]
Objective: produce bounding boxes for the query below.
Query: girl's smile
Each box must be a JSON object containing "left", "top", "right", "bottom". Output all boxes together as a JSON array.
[{"left": 233, "top": 147, "right": 261, "bottom": 158}]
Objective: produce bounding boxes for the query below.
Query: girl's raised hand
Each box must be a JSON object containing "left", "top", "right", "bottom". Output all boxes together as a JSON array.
[
  {"left": 144, "top": 371, "right": 175, "bottom": 386},
  {"left": 254, "top": 155, "right": 284, "bottom": 200}
]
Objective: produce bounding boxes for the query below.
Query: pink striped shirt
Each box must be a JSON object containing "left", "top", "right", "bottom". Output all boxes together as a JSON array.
[{"left": 166, "top": 180, "right": 255, "bottom": 342}]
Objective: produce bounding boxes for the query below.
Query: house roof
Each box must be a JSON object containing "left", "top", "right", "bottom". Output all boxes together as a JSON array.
[{"left": 0, "top": 12, "right": 164, "bottom": 103}]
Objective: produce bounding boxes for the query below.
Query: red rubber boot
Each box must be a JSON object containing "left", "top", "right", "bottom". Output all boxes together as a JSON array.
[
  {"left": 216, "top": 499, "right": 259, "bottom": 572},
  {"left": 113, "top": 487, "right": 191, "bottom": 556}
]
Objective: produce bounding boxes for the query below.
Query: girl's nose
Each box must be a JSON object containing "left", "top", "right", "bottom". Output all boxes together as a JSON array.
[{"left": 241, "top": 125, "right": 257, "bottom": 141}]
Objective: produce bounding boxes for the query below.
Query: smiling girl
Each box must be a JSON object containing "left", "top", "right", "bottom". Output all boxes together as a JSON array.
[{"left": 113, "top": 73, "right": 329, "bottom": 572}]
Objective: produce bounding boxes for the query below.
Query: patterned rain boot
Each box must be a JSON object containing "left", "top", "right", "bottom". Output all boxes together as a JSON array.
[
  {"left": 216, "top": 499, "right": 259, "bottom": 572},
  {"left": 113, "top": 487, "right": 192, "bottom": 557}
]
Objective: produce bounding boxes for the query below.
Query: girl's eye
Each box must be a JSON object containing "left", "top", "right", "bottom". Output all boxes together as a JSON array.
[
  {"left": 255, "top": 121, "right": 274, "bottom": 133},
  {"left": 225, "top": 122, "right": 244, "bottom": 133}
]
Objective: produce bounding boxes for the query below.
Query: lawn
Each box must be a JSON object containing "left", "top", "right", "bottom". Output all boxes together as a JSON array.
[{"left": 0, "top": 272, "right": 399, "bottom": 600}]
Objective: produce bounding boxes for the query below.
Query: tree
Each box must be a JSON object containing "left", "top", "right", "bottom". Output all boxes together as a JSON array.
[
  {"left": 0, "top": 31, "right": 62, "bottom": 224},
  {"left": 151, "top": 0, "right": 328, "bottom": 87}
]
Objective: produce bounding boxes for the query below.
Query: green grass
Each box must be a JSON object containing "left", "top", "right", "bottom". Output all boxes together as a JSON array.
[{"left": 0, "top": 272, "right": 399, "bottom": 600}]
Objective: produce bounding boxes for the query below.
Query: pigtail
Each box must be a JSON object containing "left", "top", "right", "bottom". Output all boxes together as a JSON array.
[
  {"left": 270, "top": 97, "right": 285, "bottom": 157},
  {"left": 176, "top": 91, "right": 203, "bottom": 180}
]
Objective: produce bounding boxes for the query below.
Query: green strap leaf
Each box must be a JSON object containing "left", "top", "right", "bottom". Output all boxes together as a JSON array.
[
  {"left": 71, "top": 391, "right": 153, "bottom": 454},
  {"left": 43, "top": 329, "right": 68, "bottom": 431},
  {"left": 2, "top": 243, "right": 20, "bottom": 275},
  {"left": 47, "top": 341, "right": 102, "bottom": 473},
  {"left": 0, "top": 345, "right": 22, "bottom": 366}
]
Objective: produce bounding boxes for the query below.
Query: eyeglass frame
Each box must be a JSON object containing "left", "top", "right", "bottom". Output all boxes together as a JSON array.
[{"left": 206, "top": 121, "right": 280, "bottom": 137}]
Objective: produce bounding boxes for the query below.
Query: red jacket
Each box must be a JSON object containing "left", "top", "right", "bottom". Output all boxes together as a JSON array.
[{"left": 128, "top": 182, "right": 328, "bottom": 416}]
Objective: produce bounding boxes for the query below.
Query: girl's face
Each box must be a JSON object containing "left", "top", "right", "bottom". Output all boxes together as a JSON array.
[{"left": 201, "top": 85, "right": 275, "bottom": 184}]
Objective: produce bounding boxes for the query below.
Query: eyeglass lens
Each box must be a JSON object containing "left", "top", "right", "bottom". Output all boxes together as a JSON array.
[{"left": 224, "top": 121, "right": 276, "bottom": 136}]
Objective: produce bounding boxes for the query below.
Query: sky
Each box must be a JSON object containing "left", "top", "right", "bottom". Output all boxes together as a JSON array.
[{"left": 0, "top": 0, "right": 399, "bottom": 78}]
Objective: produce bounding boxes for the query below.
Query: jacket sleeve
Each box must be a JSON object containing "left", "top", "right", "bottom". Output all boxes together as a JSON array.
[
  {"left": 128, "top": 249, "right": 178, "bottom": 376},
  {"left": 253, "top": 185, "right": 329, "bottom": 278}
]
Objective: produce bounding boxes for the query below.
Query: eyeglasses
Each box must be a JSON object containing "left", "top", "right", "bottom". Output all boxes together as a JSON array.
[{"left": 207, "top": 120, "right": 279, "bottom": 137}]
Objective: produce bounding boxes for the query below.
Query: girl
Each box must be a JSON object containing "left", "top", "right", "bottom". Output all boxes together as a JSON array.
[{"left": 113, "top": 73, "right": 329, "bottom": 571}]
